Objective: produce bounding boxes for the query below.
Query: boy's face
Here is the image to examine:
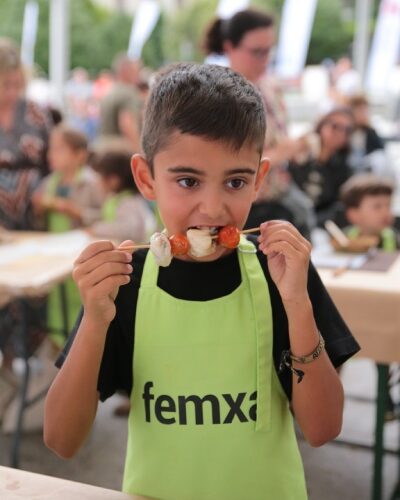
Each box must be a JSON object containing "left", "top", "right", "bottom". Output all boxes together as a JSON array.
[
  {"left": 132, "top": 133, "right": 269, "bottom": 262},
  {"left": 48, "top": 132, "right": 86, "bottom": 173},
  {"left": 347, "top": 194, "right": 393, "bottom": 235}
]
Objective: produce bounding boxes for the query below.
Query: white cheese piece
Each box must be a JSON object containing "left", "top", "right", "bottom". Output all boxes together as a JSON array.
[
  {"left": 150, "top": 232, "right": 172, "bottom": 267},
  {"left": 186, "top": 228, "right": 216, "bottom": 258}
]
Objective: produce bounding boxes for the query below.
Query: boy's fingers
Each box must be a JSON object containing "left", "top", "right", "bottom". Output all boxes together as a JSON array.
[
  {"left": 74, "top": 249, "right": 132, "bottom": 278},
  {"left": 74, "top": 262, "right": 132, "bottom": 289},
  {"left": 118, "top": 240, "right": 135, "bottom": 253},
  {"left": 87, "top": 274, "right": 131, "bottom": 301},
  {"left": 75, "top": 240, "right": 115, "bottom": 264},
  {"left": 259, "top": 229, "right": 311, "bottom": 255}
]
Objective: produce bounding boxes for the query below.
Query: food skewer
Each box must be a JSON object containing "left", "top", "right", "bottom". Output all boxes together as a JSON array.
[{"left": 118, "top": 226, "right": 260, "bottom": 252}]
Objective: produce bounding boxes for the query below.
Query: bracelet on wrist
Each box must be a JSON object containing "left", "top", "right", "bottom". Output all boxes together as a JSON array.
[{"left": 279, "top": 333, "right": 325, "bottom": 384}]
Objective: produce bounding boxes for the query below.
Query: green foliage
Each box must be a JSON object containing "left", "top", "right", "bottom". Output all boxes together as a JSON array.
[
  {"left": 0, "top": 0, "right": 377, "bottom": 74},
  {"left": 307, "top": 0, "right": 354, "bottom": 64},
  {"left": 162, "top": 0, "right": 218, "bottom": 63},
  {"left": 142, "top": 13, "right": 165, "bottom": 69}
]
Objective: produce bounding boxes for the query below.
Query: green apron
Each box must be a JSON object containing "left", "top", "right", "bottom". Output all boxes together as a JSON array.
[
  {"left": 101, "top": 190, "right": 132, "bottom": 222},
  {"left": 123, "top": 237, "right": 307, "bottom": 500},
  {"left": 347, "top": 226, "right": 396, "bottom": 251},
  {"left": 46, "top": 172, "right": 82, "bottom": 344}
]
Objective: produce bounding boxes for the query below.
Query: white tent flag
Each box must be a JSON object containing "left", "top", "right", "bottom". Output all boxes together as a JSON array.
[
  {"left": 217, "top": 0, "right": 250, "bottom": 19},
  {"left": 21, "top": 0, "right": 39, "bottom": 68},
  {"left": 275, "top": 0, "right": 318, "bottom": 79},
  {"left": 365, "top": 0, "right": 400, "bottom": 95},
  {"left": 128, "top": 0, "right": 160, "bottom": 60}
]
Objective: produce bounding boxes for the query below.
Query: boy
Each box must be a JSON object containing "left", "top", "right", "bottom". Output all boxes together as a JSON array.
[
  {"left": 44, "top": 64, "right": 359, "bottom": 499},
  {"left": 340, "top": 174, "right": 400, "bottom": 250}
]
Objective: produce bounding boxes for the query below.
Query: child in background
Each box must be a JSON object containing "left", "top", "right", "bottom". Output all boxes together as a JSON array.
[
  {"left": 88, "top": 150, "right": 156, "bottom": 243},
  {"left": 33, "top": 124, "right": 104, "bottom": 343},
  {"left": 45, "top": 64, "right": 359, "bottom": 499},
  {"left": 340, "top": 174, "right": 400, "bottom": 250},
  {"left": 340, "top": 173, "right": 400, "bottom": 420}
]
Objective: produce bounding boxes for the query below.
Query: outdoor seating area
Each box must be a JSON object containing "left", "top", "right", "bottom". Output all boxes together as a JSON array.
[{"left": 1, "top": 1, "right": 400, "bottom": 500}]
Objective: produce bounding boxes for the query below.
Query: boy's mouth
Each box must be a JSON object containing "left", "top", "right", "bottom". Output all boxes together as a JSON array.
[{"left": 187, "top": 226, "right": 222, "bottom": 235}]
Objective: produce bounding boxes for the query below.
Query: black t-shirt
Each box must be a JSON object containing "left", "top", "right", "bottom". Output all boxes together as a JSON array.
[{"left": 57, "top": 236, "right": 359, "bottom": 401}]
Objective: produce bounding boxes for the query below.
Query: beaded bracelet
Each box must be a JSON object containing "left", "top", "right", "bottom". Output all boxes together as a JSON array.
[{"left": 279, "top": 333, "right": 325, "bottom": 384}]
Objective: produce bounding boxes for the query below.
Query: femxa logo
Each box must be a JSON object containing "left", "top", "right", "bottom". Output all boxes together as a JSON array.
[{"left": 142, "top": 381, "right": 257, "bottom": 425}]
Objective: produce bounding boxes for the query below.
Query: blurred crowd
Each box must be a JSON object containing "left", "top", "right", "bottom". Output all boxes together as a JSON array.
[{"left": 1, "top": 7, "right": 399, "bottom": 421}]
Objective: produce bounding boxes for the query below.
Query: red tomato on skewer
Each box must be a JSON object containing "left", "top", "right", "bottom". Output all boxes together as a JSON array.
[
  {"left": 169, "top": 234, "right": 190, "bottom": 255},
  {"left": 217, "top": 225, "right": 240, "bottom": 248}
]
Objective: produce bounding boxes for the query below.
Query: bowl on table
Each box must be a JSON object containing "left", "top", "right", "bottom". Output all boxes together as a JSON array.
[{"left": 331, "top": 235, "right": 379, "bottom": 253}]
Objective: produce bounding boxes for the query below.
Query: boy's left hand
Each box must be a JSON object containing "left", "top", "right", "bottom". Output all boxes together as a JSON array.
[{"left": 257, "top": 221, "right": 311, "bottom": 304}]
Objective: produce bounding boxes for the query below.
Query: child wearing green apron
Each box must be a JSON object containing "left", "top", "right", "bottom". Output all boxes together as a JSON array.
[
  {"left": 340, "top": 173, "right": 400, "bottom": 251},
  {"left": 33, "top": 124, "right": 103, "bottom": 343},
  {"left": 45, "top": 64, "right": 359, "bottom": 499},
  {"left": 340, "top": 173, "right": 399, "bottom": 420},
  {"left": 88, "top": 150, "right": 156, "bottom": 243}
]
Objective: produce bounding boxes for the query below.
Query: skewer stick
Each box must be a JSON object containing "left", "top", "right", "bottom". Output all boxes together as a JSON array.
[
  {"left": 117, "top": 227, "right": 261, "bottom": 252},
  {"left": 240, "top": 227, "right": 260, "bottom": 235},
  {"left": 118, "top": 243, "right": 150, "bottom": 251},
  {"left": 324, "top": 220, "right": 349, "bottom": 248}
]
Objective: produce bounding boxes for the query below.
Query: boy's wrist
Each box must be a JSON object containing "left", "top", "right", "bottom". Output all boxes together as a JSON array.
[
  {"left": 81, "top": 312, "right": 111, "bottom": 335},
  {"left": 282, "top": 294, "right": 312, "bottom": 316}
]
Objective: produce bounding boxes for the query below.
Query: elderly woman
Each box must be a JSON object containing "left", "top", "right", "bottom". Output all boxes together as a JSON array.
[
  {"left": 0, "top": 39, "right": 51, "bottom": 419},
  {"left": 0, "top": 37, "right": 50, "bottom": 230},
  {"left": 288, "top": 107, "right": 354, "bottom": 227}
]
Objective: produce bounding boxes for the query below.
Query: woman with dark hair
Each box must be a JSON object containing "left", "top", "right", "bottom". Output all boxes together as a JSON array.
[
  {"left": 203, "top": 9, "right": 316, "bottom": 239},
  {"left": 288, "top": 107, "right": 354, "bottom": 227}
]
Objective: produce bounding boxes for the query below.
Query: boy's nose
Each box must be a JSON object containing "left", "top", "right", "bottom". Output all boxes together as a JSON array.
[{"left": 198, "top": 192, "right": 226, "bottom": 220}]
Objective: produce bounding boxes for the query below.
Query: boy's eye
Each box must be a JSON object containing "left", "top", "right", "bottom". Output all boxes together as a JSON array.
[
  {"left": 178, "top": 178, "right": 198, "bottom": 188},
  {"left": 226, "top": 178, "right": 246, "bottom": 189}
]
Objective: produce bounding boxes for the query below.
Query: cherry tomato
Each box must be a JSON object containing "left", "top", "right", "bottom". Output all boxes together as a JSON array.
[
  {"left": 217, "top": 225, "right": 240, "bottom": 248},
  {"left": 169, "top": 234, "right": 190, "bottom": 255}
]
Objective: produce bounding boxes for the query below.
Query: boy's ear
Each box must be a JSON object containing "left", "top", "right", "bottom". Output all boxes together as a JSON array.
[
  {"left": 131, "top": 154, "right": 156, "bottom": 201},
  {"left": 254, "top": 157, "right": 270, "bottom": 194}
]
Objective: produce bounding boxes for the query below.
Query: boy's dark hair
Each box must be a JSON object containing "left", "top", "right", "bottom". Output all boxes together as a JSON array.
[
  {"left": 52, "top": 123, "right": 88, "bottom": 151},
  {"left": 142, "top": 63, "right": 266, "bottom": 169},
  {"left": 94, "top": 150, "right": 138, "bottom": 193},
  {"left": 340, "top": 174, "right": 394, "bottom": 209},
  {"left": 203, "top": 9, "right": 275, "bottom": 55}
]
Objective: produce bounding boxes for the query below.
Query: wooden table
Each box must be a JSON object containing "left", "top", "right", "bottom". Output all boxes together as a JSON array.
[
  {"left": 0, "top": 231, "right": 93, "bottom": 468},
  {"left": 0, "top": 466, "right": 152, "bottom": 499},
  {"left": 0, "top": 230, "right": 92, "bottom": 306},
  {"left": 317, "top": 253, "right": 400, "bottom": 500}
]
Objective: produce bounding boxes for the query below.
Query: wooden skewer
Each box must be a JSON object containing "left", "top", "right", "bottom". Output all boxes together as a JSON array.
[
  {"left": 240, "top": 227, "right": 260, "bottom": 234},
  {"left": 118, "top": 227, "right": 261, "bottom": 251},
  {"left": 118, "top": 243, "right": 150, "bottom": 251}
]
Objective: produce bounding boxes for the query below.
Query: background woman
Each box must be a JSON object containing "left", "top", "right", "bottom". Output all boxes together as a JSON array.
[
  {"left": 203, "top": 9, "right": 315, "bottom": 239},
  {"left": 288, "top": 107, "right": 354, "bottom": 227}
]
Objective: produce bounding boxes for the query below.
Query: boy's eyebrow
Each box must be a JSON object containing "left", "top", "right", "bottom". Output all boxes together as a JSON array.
[
  {"left": 167, "top": 167, "right": 257, "bottom": 176},
  {"left": 226, "top": 168, "right": 256, "bottom": 176},
  {"left": 168, "top": 167, "right": 206, "bottom": 176}
]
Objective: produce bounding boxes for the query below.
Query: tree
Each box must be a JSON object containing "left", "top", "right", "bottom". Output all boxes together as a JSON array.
[{"left": 307, "top": 0, "right": 354, "bottom": 64}]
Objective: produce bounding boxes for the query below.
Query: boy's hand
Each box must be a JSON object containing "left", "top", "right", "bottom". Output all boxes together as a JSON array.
[
  {"left": 72, "top": 240, "right": 133, "bottom": 327},
  {"left": 257, "top": 221, "right": 311, "bottom": 305}
]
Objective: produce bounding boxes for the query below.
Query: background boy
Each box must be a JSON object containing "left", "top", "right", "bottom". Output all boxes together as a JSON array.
[
  {"left": 340, "top": 173, "right": 400, "bottom": 250},
  {"left": 45, "top": 63, "right": 359, "bottom": 500}
]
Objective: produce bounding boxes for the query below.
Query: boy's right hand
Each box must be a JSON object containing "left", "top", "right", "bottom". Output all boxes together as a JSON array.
[{"left": 72, "top": 240, "right": 133, "bottom": 327}]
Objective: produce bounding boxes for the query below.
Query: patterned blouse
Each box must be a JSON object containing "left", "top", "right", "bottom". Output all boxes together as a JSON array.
[{"left": 0, "top": 99, "right": 51, "bottom": 229}]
